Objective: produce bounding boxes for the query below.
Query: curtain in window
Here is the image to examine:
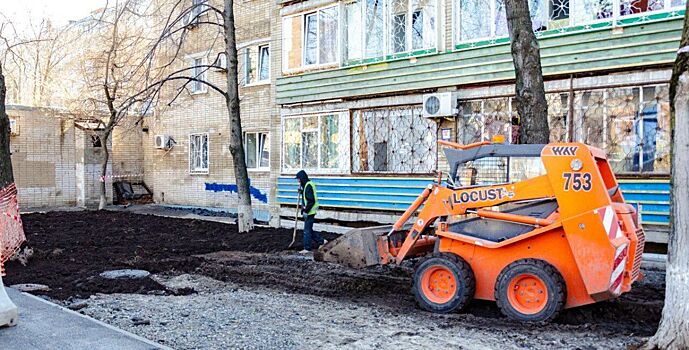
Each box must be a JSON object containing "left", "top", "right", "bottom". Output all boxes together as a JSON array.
[{"left": 245, "top": 133, "right": 257, "bottom": 168}]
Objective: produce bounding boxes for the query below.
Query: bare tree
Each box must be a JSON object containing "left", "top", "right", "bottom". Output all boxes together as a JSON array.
[
  {"left": 0, "top": 15, "right": 76, "bottom": 107},
  {"left": 504, "top": 0, "right": 549, "bottom": 144},
  {"left": 141, "top": 0, "right": 254, "bottom": 232},
  {"left": 643, "top": 4, "right": 689, "bottom": 349},
  {"left": 67, "top": 0, "right": 158, "bottom": 209}
]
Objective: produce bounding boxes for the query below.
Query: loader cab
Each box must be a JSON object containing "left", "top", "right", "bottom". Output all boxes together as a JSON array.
[{"left": 446, "top": 144, "right": 547, "bottom": 189}]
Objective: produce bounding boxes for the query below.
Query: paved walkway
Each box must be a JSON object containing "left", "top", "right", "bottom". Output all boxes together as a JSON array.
[{"left": 0, "top": 288, "right": 170, "bottom": 350}]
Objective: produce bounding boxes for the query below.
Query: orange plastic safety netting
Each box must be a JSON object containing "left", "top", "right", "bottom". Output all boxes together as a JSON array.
[{"left": 0, "top": 183, "right": 25, "bottom": 276}]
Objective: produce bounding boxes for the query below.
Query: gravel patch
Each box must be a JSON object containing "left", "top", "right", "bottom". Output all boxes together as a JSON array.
[{"left": 79, "top": 273, "right": 646, "bottom": 350}]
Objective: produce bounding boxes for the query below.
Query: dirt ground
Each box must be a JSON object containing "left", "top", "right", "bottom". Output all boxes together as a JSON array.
[{"left": 4, "top": 211, "right": 665, "bottom": 348}]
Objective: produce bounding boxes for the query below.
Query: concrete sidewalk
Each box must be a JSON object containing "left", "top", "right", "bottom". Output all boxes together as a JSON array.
[{"left": 0, "top": 288, "right": 170, "bottom": 350}]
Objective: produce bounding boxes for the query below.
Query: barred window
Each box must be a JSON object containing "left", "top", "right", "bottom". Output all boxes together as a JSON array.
[
  {"left": 352, "top": 106, "right": 438, "bottom": 173},
  {"left": 189, "top": 133, "right": 209, "bottom": 174},
  {"left": 457, "top": 84, "right": 670, "bottom": 174},
  {"left": 573, "top": 85, "right": 671, "bottom": 174}
]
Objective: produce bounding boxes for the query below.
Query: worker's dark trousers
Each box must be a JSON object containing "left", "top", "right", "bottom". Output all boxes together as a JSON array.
[{"left": 303, "top": 214, "right": 324, "bottom": 250}]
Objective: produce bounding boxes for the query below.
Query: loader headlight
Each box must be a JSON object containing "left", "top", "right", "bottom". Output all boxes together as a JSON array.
[{"left": 570, "top": 159, "right": 583, "bottom": 171}]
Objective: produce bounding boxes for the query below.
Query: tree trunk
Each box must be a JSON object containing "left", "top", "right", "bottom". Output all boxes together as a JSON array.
[
  {"left": 224, "top": 0, "right": 254, "bottom": 233},
  {"left": 0, "top": 63, "right": 15, "bottom": 188},
  {"left": 643, "top": 6, "right": 689, "bottom": 349},
  {"left": 98, "top": 129, "right": 112, "bottom": 210},
  {"left": 504, "top": 0, "right": 549, "bottom": 144}
]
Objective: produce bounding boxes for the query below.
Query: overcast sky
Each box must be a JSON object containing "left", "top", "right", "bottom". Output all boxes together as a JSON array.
[{"left": 1, "top": 0, "right": 107, "bottom": 27}]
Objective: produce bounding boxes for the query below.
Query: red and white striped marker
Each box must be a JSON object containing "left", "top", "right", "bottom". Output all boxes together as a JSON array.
[
  {"left": 597, "top": 206, "right": 623, "bottom": 240},
  {"left": 609, "top": 244, "right": 629, "bottom": 296}
]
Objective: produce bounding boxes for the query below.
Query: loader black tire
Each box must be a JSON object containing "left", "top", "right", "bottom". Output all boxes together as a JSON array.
[
  {"left": 413, "top": 253, "right": 475, "bottom": 314},
  {"left": 495, "top": 259, "right": 566, "bottom": 323}
]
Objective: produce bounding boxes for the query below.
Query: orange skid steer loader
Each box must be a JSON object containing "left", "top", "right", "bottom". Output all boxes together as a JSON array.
[{"left": 316, "top": 141, "right": 645, "bottom": 322}]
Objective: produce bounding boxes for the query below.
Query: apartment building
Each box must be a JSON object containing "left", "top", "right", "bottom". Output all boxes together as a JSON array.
[
  {"left": 140, "top": 0, "right": 280, "bottom": 223},
  {"left": 274, "top": 0, "right": 685, "bottom": 242}
]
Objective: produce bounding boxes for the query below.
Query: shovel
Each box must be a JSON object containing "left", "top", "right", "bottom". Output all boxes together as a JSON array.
[{"left": 288, "top": 191, "right": 302, "bottom": 248}]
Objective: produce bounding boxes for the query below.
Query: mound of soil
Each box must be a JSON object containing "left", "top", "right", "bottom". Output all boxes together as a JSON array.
[
  {"left": 3, "top": 210, "right": 663, "bottom": 337},
  {"left": 4, "top": 210, "right": 338, "bottom": 299}
]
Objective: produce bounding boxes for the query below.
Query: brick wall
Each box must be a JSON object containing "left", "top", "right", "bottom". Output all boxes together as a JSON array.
[
  {"left": 7, "top": 106, "right": 113, "bottom": 209},
  {"left": 141, "top": 0, "right": 278, "bottom": 222}
]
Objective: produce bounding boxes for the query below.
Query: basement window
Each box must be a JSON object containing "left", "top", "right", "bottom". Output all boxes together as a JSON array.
[{"left": 189, "top": 133, "right": 209, "bottom": 174}]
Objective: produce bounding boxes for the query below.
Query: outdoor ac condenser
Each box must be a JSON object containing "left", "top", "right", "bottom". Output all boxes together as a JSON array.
[
  {"left": 155, "top": 135, "right": 172, "bottom": 150},
  {"left": 422, "top": 92, "right": 457, "bottom": 118}
]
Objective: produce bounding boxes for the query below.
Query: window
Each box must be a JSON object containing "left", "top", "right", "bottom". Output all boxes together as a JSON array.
[
  {"left": 352, "top": 106, "right": 438, "bottom": 173},
  {"left": 459, "top": 94, "right": 568, "bottom": 145},
  {"left": 190, "top": 57, "right": 206, "bottom": 93},
  {"left": 241, "top": 44, "right": 270, "bottom": 85},
  {"left": 455, "top": 0, "right": 684, "bottom": 45},
  {"left": 574, "top": 85, "right": 671, "bottom": 174},
  {"left": 282, "top": 6, "right": 339, "bottom": 71},
  {"left": 345, "top": 0, "right": 437, "bottom": 62},
  {"left": 187, "top": 0, "right": 208, "bottom": 26},
  {"left": 458, "top": 84, "right": 670, "bottom": 174},
  {"left": 458, "top": 98, "right": 514, "bottom": 144},
  {"left": 91, "top": 135, "right": 103, "bottom": 148},
  {"left": 245, "top": 132, "right": 270, "bottom": 170},
  {"left": 189, "top": 133, "right": 209, "bottom": 174},
  {"left": 282, "top": 114, "right": 344, "bottom": 172},
  {"left": 258, "top": 45, "right": 270, "bottom": 82}
]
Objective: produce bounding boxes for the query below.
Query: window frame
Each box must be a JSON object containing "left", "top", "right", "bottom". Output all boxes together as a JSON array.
[
  {"left": 189, "top": 132, "right": 210, "bottom": 175},
  {"left": 282, "top": 5, "right": 341, "bottom": 72},
  {"left": 189, "top": 56, "right": 207, "bottom": 94},
  {"left": 344, "top": 0, "right": 439, "bottom": 65},
  {"left": 281, "top": 112, "right": 345, "bottom": 173},
  {"left": 244, "top": 131, "right": 271, "bottom": 171},
  {"left": 452, "top": 0, "right": 686, "bottom": 47},
  {"left": 257, "top": 44, "right": 271, "bottom": 83}
]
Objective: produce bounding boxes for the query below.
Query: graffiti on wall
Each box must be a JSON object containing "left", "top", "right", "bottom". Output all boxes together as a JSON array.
[{"left": 204, "top": 182, "right": 269, "bottom": 203}]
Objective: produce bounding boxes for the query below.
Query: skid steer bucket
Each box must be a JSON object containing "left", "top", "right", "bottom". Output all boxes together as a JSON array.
[{"left": 314, "top": 225, "right": 392, "bottom": 269}]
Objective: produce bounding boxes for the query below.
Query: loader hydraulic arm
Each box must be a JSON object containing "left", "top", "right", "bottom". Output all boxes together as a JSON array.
[{"left": 388, "top": 173, "right": 557, "bottom": 264}]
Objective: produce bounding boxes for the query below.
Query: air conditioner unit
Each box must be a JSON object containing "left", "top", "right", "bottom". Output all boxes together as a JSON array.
[
  {"left": 9, "top": 119, "right": 18, "bottom": 136},
  {"left": 422, "top": 92, "right": 457, "bottom": 118},
  {"left": 155, "top": 135, "right": 172, "bottom": 150},
  {"left": 214, "top": 52, "right": 227, "bottom": 71}
]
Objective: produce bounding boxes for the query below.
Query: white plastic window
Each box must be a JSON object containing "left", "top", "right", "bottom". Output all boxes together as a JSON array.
[
  {"left": 190, "top": 57, "right": 206, "bottom": 93},
  {"left": 345, "top": 0, "right": 436, "bottom": 61},
  {"left": 245, "top": 132, "right": 270, "bottom": 170},
  {"left": 282, "top": 114, "right": 343, "bottom": 172}
]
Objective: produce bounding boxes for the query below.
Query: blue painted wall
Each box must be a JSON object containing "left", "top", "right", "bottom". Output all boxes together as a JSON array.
[
  {"left": 205, "top": 182, "right": 269, "bottom": 204},
  {"left": 277, "top": 177, "right": 670, "bottom": 226}
]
